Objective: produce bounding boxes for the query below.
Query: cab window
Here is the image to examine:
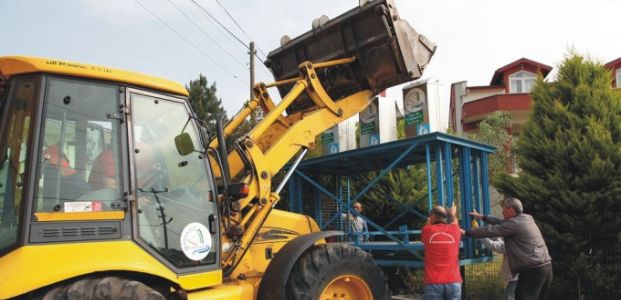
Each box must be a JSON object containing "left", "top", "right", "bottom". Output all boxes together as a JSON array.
[
  {"left": 33, "top": 78, "right": 122, "bottom": 212},
  {"left": 0, "top": 76, "right": 39, "bottom": 251}
]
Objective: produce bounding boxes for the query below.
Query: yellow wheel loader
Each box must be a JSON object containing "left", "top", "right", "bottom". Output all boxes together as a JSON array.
[{"left": 0, "top": 0, "right": 435, "bottom": 298}]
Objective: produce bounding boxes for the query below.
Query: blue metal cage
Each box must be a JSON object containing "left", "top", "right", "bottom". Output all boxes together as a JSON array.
[{"left": 287, "top": 132, "right": 496, "bottom": 267}]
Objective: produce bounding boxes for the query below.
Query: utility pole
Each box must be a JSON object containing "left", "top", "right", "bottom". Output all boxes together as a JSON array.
[{"left": 249, "top": 41, "right": 256, "bottom": 123}]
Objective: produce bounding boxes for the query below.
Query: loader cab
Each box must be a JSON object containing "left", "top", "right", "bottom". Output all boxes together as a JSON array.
[{"left": 0, "top": 58, "right": 220, "bottom": 274}]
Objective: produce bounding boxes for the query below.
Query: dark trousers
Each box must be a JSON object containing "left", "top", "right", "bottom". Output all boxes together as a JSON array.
[{"left": 515, "top": 263, "right": 553, "bottom": 300}]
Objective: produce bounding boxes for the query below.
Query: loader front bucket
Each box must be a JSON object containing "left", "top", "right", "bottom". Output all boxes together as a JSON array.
[{"left": 265, "top": 0, "right": 436, "bottom": 114}]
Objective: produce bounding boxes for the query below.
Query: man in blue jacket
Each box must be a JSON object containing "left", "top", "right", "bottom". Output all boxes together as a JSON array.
[{"left": 465, "top": 197, "right": 552, "bottom": 300}]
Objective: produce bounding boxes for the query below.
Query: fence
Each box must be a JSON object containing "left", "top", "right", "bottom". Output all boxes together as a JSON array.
[{"left": 383, "top": 256, "right": 504, "bottom": 299}]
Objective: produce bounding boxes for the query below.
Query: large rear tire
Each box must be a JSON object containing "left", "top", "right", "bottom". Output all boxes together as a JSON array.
[
  {"left": 40, "top": 276, "right": 165, "bottom": 300},
  {"left": 285, "top": 243, "right": 390, "bottom": 300}
]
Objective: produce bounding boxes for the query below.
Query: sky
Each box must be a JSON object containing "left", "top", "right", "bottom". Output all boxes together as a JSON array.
[{"left": 1, "top": 0, "right": 620, "bottom": 116}]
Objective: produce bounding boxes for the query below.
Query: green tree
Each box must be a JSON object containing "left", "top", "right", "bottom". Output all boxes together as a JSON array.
[
  {"left": 186, "top": 74, "right": 226, "bottom": 134},
  {"left": 226, "top": 100, "right": 261, "bottom": 146},
  {"left": 357, "top": 166, "right": 430, "bottom": 230},
  {"left": 495, "top": 53, "right": 621, "bottom": 299},
  {"left": 470, "top": 111, "right": 513, "bottom": 180}
]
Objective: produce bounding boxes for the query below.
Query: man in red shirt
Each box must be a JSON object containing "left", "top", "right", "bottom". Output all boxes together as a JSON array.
[{"left": 421, "top": 204, "right": 462, "bottom": 300}]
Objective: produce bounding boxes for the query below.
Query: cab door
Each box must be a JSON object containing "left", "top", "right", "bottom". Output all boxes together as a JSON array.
[{"left": 128, "top": 88, "right": 220, "bottom": 273}]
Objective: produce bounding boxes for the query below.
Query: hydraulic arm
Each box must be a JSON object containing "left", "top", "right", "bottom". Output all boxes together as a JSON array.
[
  {"left": 212, "top": 58, "right": 374, "bottom": 274},
  {"left": 211, "top": 0, "right": 436, "bottom": 277}
]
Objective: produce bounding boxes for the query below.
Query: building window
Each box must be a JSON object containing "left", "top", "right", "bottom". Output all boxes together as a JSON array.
[
  {"left": 616, "top": 69, "right": 621, "bottom": 88},
  {"left": 509, "top": 71, "right": 536, "bottom": 93}
]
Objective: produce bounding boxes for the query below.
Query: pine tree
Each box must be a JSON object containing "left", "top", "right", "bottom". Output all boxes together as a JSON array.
[
  {"left": 470, "top": 111, "right": 513, "bottom": 180},
  {"left": 495, "top": 53, "right": 621, "bottom": 298},
  {"left": 357, "top": 166, "right": 430, "bottom": 231},
  {"left": 186, "top": 74, "right": 226, "bottom": 134}
]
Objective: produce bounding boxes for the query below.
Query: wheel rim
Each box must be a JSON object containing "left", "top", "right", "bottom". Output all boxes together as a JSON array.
[{"left": 319, "top": 274, "right": 373, "bottom": 300}]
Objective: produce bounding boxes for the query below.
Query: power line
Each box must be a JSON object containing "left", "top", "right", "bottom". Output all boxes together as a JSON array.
[
  {"left": 165, "top": 0, "right": 246, "bottom": 68},
  {"left": 183, "top": 0, "right": 247, "bottom": 56},
  {"left": 214, "top": 0, "right": 251, "bottom": 42},
  {"left": 189, "top": 0, "right": 249, "bottom": 51},
  {"left": 188, "top": 0, "right": 266, "bottom": 65},
  {"left": 132, "top": 0, "right": 245, "bottom": 85},
  {"left": 213, "top": 0, "right": 269, "bottom": 60}
]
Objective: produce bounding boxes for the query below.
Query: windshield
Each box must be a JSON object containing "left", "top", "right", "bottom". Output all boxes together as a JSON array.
[
  {"left": 131, "top": 92, "right": 218, "bottom": 269},
  {"left": 33, "top": 77, "right": 122, "bottom": 212}
]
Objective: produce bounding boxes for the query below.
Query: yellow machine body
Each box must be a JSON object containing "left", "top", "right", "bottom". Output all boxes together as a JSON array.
[{"left": 0, "top": 1, "right": 435, "bottom": 298}]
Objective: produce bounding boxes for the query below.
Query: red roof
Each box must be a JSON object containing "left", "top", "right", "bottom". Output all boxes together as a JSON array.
[
  {"left": 490, "top": 58, "right": 553, "bottom": 85},
  {"left": 467, "top": 85, "right": 504, "bottom": 91},
  {"left": 605, "top": 57, "right": 621, "bottom": 69}
]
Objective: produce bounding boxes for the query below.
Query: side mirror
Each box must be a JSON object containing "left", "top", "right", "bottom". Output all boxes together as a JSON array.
[{"left": 174, "top": 132, "right": 195, "bottom": 156}]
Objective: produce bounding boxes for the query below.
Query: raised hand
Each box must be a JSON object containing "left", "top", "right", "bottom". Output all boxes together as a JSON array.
[
  {"left": 449, "top": 203, "right": 458, "bottom": 217},
  {"left": 469, "top": 209, "right": 483, "bottom": 220}
]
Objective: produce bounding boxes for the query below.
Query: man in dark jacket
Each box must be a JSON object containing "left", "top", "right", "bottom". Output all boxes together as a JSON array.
[{"left": 465, "top": 197, "right": 552, "bottom": 300}]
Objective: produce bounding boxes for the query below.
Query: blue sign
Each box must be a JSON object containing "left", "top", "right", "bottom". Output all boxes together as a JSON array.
[
  {"left": 369, "top": 133, "right": 380, "bottom": 146},
  {"left": 329, "top": 143, "right": 339, "bottom": 154},
  {"left": 416, "top": 124, "right": 430, "bottom": 135}
]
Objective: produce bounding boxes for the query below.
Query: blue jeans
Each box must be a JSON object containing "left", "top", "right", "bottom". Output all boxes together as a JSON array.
[
  {"left": 504, "top": 280, "right": 517, "bottom": 300},
  {"left": 423, "top": 283, "right": 461, "bottom": 300}
]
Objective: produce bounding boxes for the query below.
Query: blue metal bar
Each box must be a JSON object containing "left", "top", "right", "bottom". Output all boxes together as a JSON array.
[
  {"left": 457, "top": 147, "right": 466, "bottom": 216},
  {"left": 470, "top": 154, "right": 483, "bottom": 256},
  {"left": 346, "top": 176, "right": 351, "bottom": 207},
  {"left": 349, "top": 210, "right": 423, "bottom": 259},
  {"left": 481, "top": 153, "right": 491, "bottom": 216},
  {"left": 314, "top": 187, "right": 322, "bottom": 227},
  {"left": 356, "top": 241, "right": 424, "bottom": 251},
  {"left": 473, "top": 154, "right": 481, "bottom": 215},
  {"left": 435, "top": 144, "right": 444, "bottom": 206},
  {"left": 461, "top": 147, "right": 474, "bottom": 258},
  {"left": 320, "top": 212, "right": 342, "bottom": 230},
  {"left": 336, "top": 176, "right": 344, "bottom": 234},
  {"left": 346, "top": 176, "right": 352, "bottom": 240},
  {"left": 351, "top": 142, "right": 419, "bottom": 203},
  {"left": 382, "top": 204, "right": 427, "bottom": 230},
  {"left": 338, "top": 176, "right": 351, "bottom": 237},
  {"left": 374, "top": 259, "right": 425, "bottom": 268},
  {"left": 426, "top": 144, "right": 433, "bottom": 211},
  {"left": 374, "top": 255, "right": 494, "bottom": 268},
  {"left": 350, "top": 173, "right": 428, "bottom": 229},
  {"left": 444, "top": 143, "right": 454, "bottom": 206},
  {"left": 399, "top": 225, "right": 410, "bottom": 243},
  {"left": 294, "top": 170, "right": 339, "bottom": 201},
  {"left": 365, "top": 230, "right": 421, "bottom": 236},
  {"left": 295, "top": 133, "right": 494, "bottom": 171},
  {"left": 296, "top": 174, "right": 303, "bottom": 213},
  {"left": 382, "top": 188, "right": 435, "bottom": 230}
]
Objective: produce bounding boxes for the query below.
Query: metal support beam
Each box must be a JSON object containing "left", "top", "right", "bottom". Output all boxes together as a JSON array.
[
  {"left": 444, "top": 142, "right": 454, "bottom": 206},
  {"left": 426, "top": 144, "right": 433, "bottom": 211},
  {"left": 351, "top": 142, "right": 419, "bottom": 203},
  {"left": 461, "top": 147, "right": 474, "bottom": 258},
  {"left": 435, "top": 144, "right": 444, "bottom": 206},
  {"left": 481, "top": 153, "right": 491, "bottom": 216},
  {"left": 294, "top": 170, "right": 339, "bottom": 201}
]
